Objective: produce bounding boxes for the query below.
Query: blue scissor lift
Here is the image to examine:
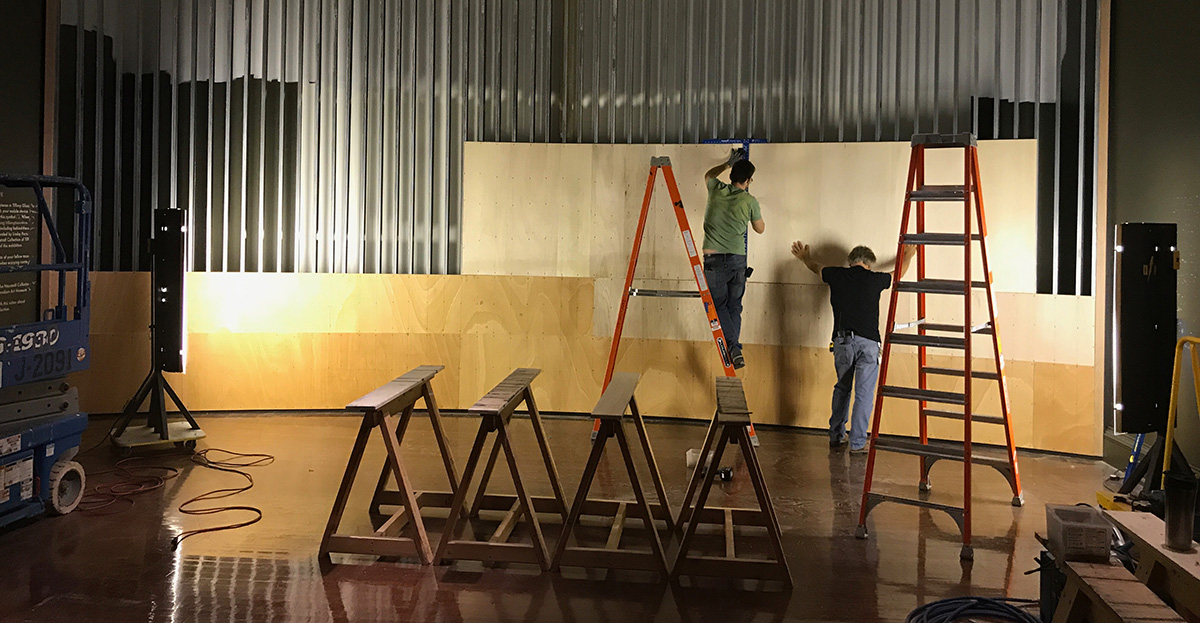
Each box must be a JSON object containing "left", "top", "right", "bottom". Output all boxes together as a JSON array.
[{"left": 0, "top": 175, "right": 92, "bottom": 529}]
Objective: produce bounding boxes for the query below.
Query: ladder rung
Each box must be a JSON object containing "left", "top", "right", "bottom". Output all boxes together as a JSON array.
[
  {"left": 888, "top": 333, "right": 965, "bottom": 350},
  {"left": 873, "top": 437, "right": 1011, "bottom": 468},
  {"left": 868, "top": 492, "right": 964, "bottom": 515},
  {"left": 879, "top": 385, "right": 965, "bottom": 406},
  {"left": 895, "top": 279, "right": 989, "bottom": 295},
  {"left": 919, "top": 322, "right": 994, "bottom": 335},
  {"left": 909, "top": 185, "right": 966, "bottom": 201},
  {"left": 628, "top": 288, "right": 701, "bottom": 298},
  {"left": 902, "top": 233, "right": 983, "bottom": 246},
  {"left": 921, "top": 367, "right": 1001, "bottom": 381},
  {"left": 911, "top": 133, "right": 977, "bottom": 148},
  {"left": 922, "top": 409, "right": 1007, "bottom": 426},
  {"left": 893, "top": 319, "right": 926, "bottom": 331}
]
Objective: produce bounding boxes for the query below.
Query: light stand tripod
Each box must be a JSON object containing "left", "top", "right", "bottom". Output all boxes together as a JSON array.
[{"left": 111, "top": 209, "right": 204, "bottom": 454}]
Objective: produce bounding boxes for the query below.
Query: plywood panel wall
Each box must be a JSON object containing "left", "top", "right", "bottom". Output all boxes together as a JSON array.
[
  {"left": 461, "top": 140, "right": 1099, "bottom": 456},
  {"left": 70, "top": 140, "right": 1097, "bottom": 457},
  {"left": 463, "top": 140, "right": 1038, "bottom": 290},
  {"left": 75, "top": 270, "right": 1094, "bottom": 455}
]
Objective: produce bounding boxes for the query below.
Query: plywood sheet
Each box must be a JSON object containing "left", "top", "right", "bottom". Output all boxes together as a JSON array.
[
  {"left": 185, "top": 273, "right": 593, "bottom": 338},
  {"left": 88, "top": 272, "right": 151, "bottom": 335},
  {"left": 464, "top": 140, "right": 1039, "bottom": 292},
  {"left": 74, "top": 272, "right": 1097, "bottom": 454},
  {"left": 461, "top": 142, "right": 595, "bottom": 277},
  {"left": 463, "top": 140, "right": 1064, "bottom": 375}
]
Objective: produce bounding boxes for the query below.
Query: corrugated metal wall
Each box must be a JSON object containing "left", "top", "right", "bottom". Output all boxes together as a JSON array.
[{"left": 56, "top": 0, "right": 1099, "bottom": 292}]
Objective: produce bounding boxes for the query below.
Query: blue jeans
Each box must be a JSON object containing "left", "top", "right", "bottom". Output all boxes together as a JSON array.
[
  {"left": 703, "top": 253, "right": 747, "bottom": 358},
  {"left": 830, "top": 334, "right": 880, "bottom": 449}
]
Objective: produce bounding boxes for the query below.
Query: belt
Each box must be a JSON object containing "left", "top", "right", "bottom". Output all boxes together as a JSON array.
[{"left": 834, "top": 330, "right": 856, "bottom": 339}]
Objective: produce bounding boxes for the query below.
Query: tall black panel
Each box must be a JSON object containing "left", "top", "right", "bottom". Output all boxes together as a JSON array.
[
  {"left": 153, "top": 209, "right": 185, "bottom": 373},
  {"left": 1113, "top": 223, "right": 1178, "bottom": 434}
]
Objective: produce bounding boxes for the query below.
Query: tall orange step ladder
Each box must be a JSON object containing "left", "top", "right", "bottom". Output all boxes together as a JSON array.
[
  {"left": 595, "top": 156, "right": 759, "bottom": 447},
  {"left": 855, "top": 133, "right": 1023, "bottom": 561}
]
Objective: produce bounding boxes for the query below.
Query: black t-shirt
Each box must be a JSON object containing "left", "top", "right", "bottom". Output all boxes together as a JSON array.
[{"left": 821, "top": 265, "right": 893, "bottom": 342}]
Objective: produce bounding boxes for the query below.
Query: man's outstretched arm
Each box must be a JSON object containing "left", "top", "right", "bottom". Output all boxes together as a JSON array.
[
  {"left": 791, "top": 241, "right": 824, "bottom": 276},
  {"left": 704, "top": 162, "right": 728, "bottom": 181},
  {"left": 876, "top": 244, "right": 917, "bottom": 276},
  {"left": 705, "top": 148, "right": 744, "bottom": 181},
  {"left": 898, "top": 244, "right": 916, "bottom": 277}
]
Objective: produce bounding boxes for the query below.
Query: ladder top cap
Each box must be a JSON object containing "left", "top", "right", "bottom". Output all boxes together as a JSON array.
[
  {"left": 911, "top": 133, "right": 977, "bottom": 148},
  {"left": 650, "top": 156, "right": 672, "bottom": 167}
]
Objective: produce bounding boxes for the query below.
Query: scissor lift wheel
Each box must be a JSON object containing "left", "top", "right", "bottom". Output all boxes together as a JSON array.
[{"left": 48, "top": 460, "right": 85, "bottom": 515}]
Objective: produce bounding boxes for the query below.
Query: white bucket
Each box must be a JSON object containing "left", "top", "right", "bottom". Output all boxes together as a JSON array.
[{"left": 685, "top": 448, "right": 715, "bottom": 470}]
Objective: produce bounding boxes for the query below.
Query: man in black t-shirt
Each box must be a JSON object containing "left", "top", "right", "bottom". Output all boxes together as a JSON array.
[{"left": 792, "top": 241, "right": 915, "bottom": 453}]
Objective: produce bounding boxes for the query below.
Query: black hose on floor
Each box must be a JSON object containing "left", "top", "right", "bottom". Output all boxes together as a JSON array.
[{"left": 906, "top": 596, "right": 1041, "bottom": 623}]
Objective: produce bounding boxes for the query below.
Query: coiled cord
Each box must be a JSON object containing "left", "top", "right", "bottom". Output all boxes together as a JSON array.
[
  {"left": 171, "top": 448, "right": 275, "bottom": 549},
  {"left": 906, "top": 596, "right": 1041, "bottom": 623},
  {"left": 78, "top": 444, "right": 274, "bottom": 548},
  {"left": 78, "top": 456, "right": 182, "bottom": 514}
]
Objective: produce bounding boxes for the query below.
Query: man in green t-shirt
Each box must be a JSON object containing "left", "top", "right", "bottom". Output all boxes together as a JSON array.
[{"left": 702, "top": 150, "right": 765, "bottom": 369}]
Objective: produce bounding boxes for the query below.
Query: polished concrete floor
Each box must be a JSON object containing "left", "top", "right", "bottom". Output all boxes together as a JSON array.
[{"left": 0, "top": 412, "right": 1111, "bottom": 623}]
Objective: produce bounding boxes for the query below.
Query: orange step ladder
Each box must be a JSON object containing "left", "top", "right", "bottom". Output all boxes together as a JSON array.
[
  {"left": 596, "top": 156, "right": 758, "bottom": 446},
  {"left": 855, "top": 133, "right": 1023, "bottom": 561}
]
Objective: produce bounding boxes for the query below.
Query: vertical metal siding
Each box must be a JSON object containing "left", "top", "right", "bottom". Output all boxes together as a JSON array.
[{"left": 59, "top": 0, "right": 1098, "bottom": 290}]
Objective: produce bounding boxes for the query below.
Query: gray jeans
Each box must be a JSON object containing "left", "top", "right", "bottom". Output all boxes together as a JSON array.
[{"left": 830, "top": 334, "right": 880, "bottom": 449}]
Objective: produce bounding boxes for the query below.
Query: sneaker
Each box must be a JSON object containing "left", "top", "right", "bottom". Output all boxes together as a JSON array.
[
  {"left": 849, "top": 445, "right": 870, "bottom": 455},
  {"left": 732, "top": 354, "right": 745, "bottom": 369},
  {"left": 829, "top": 437, "right": 847, "bottom": 449}
]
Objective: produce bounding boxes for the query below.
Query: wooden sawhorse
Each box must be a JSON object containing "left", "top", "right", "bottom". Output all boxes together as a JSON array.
[
  {"left": 672, "top": 377, "right": 791, "bottom": 586},
  {"left": 434, "top": 368, "right": 568, "bottom": 570},
  {"left": 1053, "top": 560, "right": 1185, "bottom": 623},
  {"left": 320, "top": 365, "right": 456, "bottom": 566},
  {"left": 551, "top": 371, "right": 673, "bottom": 575}
]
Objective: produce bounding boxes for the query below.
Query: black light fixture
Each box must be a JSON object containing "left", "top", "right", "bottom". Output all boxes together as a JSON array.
[
  {"left": 112, "top": 208, "right": 204, "bottom": 453},
  {"left": 1114, "top": 222, "right": 1189, "bottom": 494}
]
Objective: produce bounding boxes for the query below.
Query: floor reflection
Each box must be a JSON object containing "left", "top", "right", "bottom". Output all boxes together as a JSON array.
[{"left": 0, "top": 413, "right": 1111, "bottom": 623}]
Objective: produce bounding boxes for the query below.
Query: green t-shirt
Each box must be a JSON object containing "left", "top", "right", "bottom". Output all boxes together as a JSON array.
[{"left": 701, "top": 177, "right": 762, "bottom": 255}]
